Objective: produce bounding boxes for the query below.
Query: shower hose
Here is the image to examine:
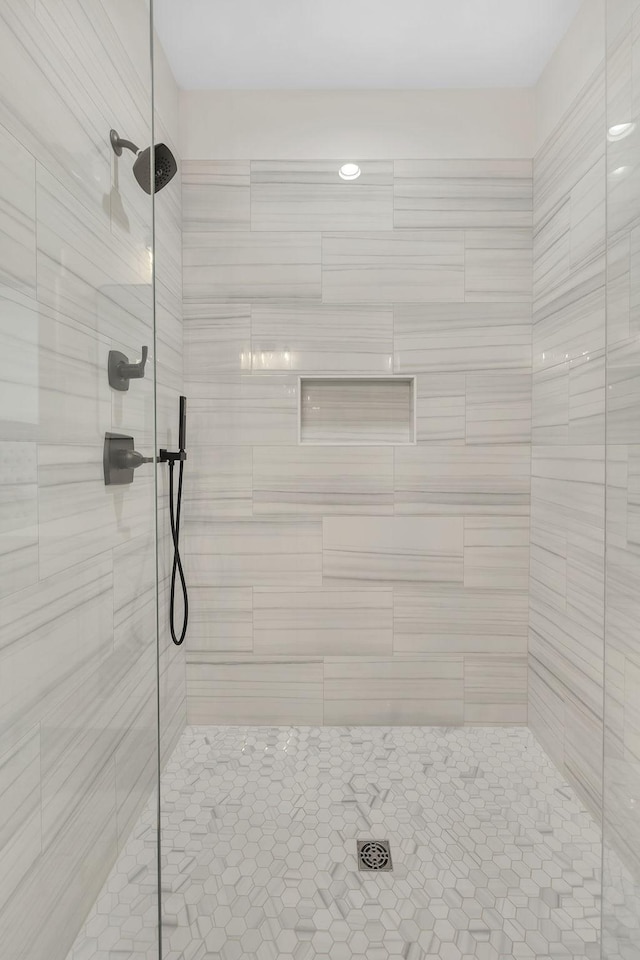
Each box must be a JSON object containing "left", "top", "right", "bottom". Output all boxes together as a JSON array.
[{"left": 168, "top": 456, "right": 188, "bottom": 645}]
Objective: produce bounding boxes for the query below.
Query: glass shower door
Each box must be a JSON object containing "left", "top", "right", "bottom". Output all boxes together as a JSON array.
[
  {"left": 604, "top": 1, "right": 640, "bottom": 957},
  {"left": 0, "top": 2, "right": 161, "bottom": 958}
]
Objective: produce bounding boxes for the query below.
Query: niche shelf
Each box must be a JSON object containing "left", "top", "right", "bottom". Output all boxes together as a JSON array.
[{"left": 299, "top": 377, "right": 415, "bottom": 445}]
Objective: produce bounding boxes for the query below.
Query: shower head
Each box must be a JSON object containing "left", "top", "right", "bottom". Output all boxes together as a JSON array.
[
  {"left": 110, "top": 129, "right": 177, "bottom": 194},
  {"left": 133, "top": 143, "right": 177, "bottom": 195}
]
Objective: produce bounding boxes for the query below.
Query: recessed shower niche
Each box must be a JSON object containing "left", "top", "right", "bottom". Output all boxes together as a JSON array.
[{"left": 299, "top": 377, "right": 415, "bottom": 444}]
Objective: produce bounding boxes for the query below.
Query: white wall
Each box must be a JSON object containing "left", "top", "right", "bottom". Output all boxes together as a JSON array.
[
  {"left": 179, "top": 88, "right": 535, "bottom": 160},
  {"left": 178, "top": 1, "right": 604, "bottom": 162}
]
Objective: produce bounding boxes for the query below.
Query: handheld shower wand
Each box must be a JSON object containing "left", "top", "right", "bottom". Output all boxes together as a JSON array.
[{"left": 159, "top": 396, "right": 188, "bottom": 645}]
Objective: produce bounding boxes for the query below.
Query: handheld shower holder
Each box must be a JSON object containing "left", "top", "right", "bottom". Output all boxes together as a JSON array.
[{"left": 159, "top": 448, "right": 187, "bottom": 464}]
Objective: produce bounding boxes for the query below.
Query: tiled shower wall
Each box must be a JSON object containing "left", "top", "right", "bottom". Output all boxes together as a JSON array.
[
  {"left": 0, "top": 3, "right": 184, "bottom": 960},
  {"left": 183, "top": 159, "right": 533, "bottom": 725},
  {"left": 528, "top": 65, "right": 606, "bottom": 818}
]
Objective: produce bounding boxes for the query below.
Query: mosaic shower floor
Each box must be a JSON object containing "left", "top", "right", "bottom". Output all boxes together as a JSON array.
[{"left": 68, "top": 726, "right": 601, "bottom": 960}]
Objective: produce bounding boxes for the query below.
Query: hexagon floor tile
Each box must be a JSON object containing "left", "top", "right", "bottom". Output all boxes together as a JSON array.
[{"left": 67, "top": 726, "right": 604, "bottom": 960}]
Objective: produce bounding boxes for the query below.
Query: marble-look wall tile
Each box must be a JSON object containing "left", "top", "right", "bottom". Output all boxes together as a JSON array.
[
  {"left": 185, "top": 445, "right": 253, "bottom": 519},
  {"left": 465, "top": 372, "right": 532, "bottom": 444},
  {"left": 464, "top": 517, "right": 530, "bottom": 590},
  {"left": 464, "top": 229, "right": 533, "bottom": 302},
  {"left": 533, "top": 354, "right": 605, "bottom": 446},
  {"left": 32, "top": 0, "right": 151, "bottom": 175},
  {"left": 564, "top": 690, "right": 604, "bottom": 817},
  {"left": 300, "top": 378, "right": 414, "bottom": 444},
  {"left": 322, "top": 230, "right": 465, "bottom": 303},
  {"left": 570, "top": 156, "right": 606, "bottom": 275},
  {"left": 534, "top": 68, "right": 605, "bottom": 235},
  {"left": 323, "top": 516, "right": 464, "bottom": 584},
  {"left": 0, "top": 288, "right": 39, "bottom": 441},
  {"left": 604, "top": 16, "right": 640, "bottom": 896},
  {"left": 0, "top": 123, "right": 36, "bottom": 296},
  {"left": 395, "top": 445, "right": 530, "bottom": 515},
  {"left": 394, "top": 584, "right": 528, "bottom": 654},
  {"left": 533, "top": 280, "right": 605, "bottom": 372},
  {"left": 0, "top": 1, "right": 184, "bottom": 956},
  {"left": 531, "top": 446, "right": 604, "bottom": 536},
  {"left": 532, "top": 68, "right": 606, "bottom": 390},
  {"left": 36, "top": 165, "right": 151, "bottom": 343},
  {"left": 394, "top": 159, "right": 533, "bottom": 229},
  {"left": 253, "top": 446, "right": 394, "bottom": 515},
  {"left": 0, "top": 555, "right": 114, "bottom": 760},
  {"left": 529, "top": 517, "right": 567, "bottom": 614},
  {"left": 324, "top": 656, "right": 464, "bottom": 725},
  {"left": 528, "top": 656, "right": 567, "bottom": 773},
  {"left": 531, "top": 445, "right": 605, "bottom": 646},
  {"left": 182, "top": 160, "right": 250, "bottom": 232},
  {"left": 569, "top": 351, "right": 605, "bottom": 443},
  {"left": 253, "top": 586, "right": 393, "bottom": 655},
  {"left": 0, "top": 753, "right": 118, "bottom": 960},
  {"left": 532, "top": 363, "right": 570, "bottom": 443},
  {"left": 182, "top": 153, "right": 532, "bottom": 732},
  {"left": 607, "top": 337, "right": 640, "bottom": 444},
  {"left": 185, "top": 520, "right": 322, "bottom": 587},
  {"left": 37, "top": 444, "right": 152, "bottom": 579},
  {"left": 530, "top": 575, "right": 603, "bottom": 702},
  {"left": 183, "top": 231, "right": 321, "bottom": 300},
  {"left": 0, "top": 441, "right": 38, "bottom": 599},
  {"left": 533, "top": 197, "right": 571, "bottom": 305},
  {"left": 39, "top": 640, "right": 155, "bottom": 853},
  {"left": 251, "top": 302, "right": 393, "bottom": 374},
  {"left": 0, "top": 725, "right": 41, "bottom": 916},
  {"left": 186, "top": 656, "right": 323, "bottom": 725},
  {"left": 37, "top": 308, "right": 112, "bottom": 444},
  {"left": 394, "top": 302, "right": 532, "bottom": 373},
  {"left": 112, "top": 533, "right": 156, "bottom": 651},
  {"left": 187, "top": 586, "right": 253, "bottom": 654},
  {"left": 158, "top": 612, "right": 187, "bottom": 768},
  {"left": 529, "top": 278, "right": 605, "bottom": 830},
  {"left": 529, "top": 620, "right": 602, "bottom": 809},
  {"left": 414, "top": 374, "right": 466, "bottom": 443},
  {"left": 188, "top": 376, "right": 298, "bottom": 445},
  {"left": 605, "top": 231, "right": 631, "bottom": 347},
  {"left": 251, "top": 160, "right": 393, "bottom": 231},
  {"left": 0, "top": 1, "right": 111, "bottom": 217},
  {"left": 463, "top": 655, "right": 527, "bottom": 724},
  {"left": 184, "top": 303, "right": 252, "bottom": 377}
]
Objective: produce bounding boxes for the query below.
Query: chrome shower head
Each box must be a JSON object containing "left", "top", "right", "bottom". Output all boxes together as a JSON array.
[{"left": 110, "top": 129, "right": 177, "bottom": 194}]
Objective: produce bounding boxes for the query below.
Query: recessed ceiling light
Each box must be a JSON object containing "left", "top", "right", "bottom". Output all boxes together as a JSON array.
[
  {"left": 339, "top": 163, "right": 361, "bottom": 181},
  {"left": 608, "top": 122, "right": 636, "bottom": 141}
]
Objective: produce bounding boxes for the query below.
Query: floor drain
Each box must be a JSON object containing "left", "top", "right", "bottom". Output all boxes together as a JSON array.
[{"left": 357, "top": 839, "right": 392, "bottom": 872}]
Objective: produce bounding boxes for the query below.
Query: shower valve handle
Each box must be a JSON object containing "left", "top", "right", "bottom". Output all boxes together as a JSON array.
[
  {"left": 119, "top": 345, "right": 148, "bottom": 380},
  {"left": 108, "top": 346, "right": 148, "bottom": 391},
  {"left": 103, "top": 433, "right": 152, "bottom": 485}
]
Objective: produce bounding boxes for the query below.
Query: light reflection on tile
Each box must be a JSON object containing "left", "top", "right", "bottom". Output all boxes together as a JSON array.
[{"left": 251, "top": 302, "right": 393, "bottom": 374}]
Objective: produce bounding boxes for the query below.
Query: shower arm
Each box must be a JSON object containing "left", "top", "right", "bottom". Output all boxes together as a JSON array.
[{"left": 110, "top": 129, "right": 140, "bottom": 157}]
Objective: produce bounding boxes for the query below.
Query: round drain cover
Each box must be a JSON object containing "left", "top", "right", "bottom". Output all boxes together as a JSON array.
[{"left": 359, "top": 840, "right": 391, "bottom": 870}]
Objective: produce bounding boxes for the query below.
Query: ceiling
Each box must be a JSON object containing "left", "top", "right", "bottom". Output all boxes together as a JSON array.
[{"left": 154, "top": 0, "right": 583, "bottom": 91}]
